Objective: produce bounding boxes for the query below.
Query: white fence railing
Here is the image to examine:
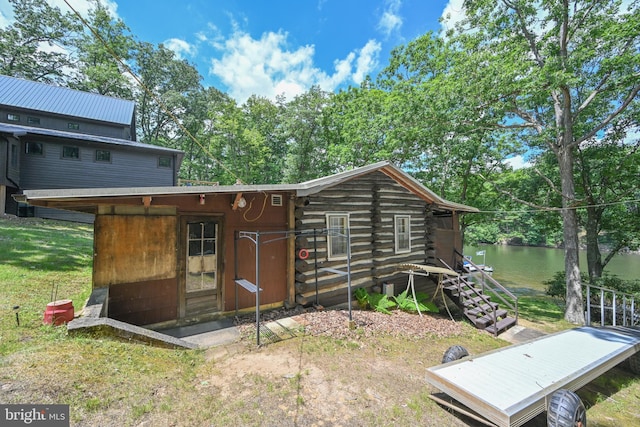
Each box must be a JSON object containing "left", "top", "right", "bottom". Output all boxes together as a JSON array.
[{"left": 584, "top": 284, "right": 639, "bottom": 327}]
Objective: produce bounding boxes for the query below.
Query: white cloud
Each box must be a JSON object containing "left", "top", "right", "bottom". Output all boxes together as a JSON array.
[
  {"left": 209, "top": 30, "right": 381, "bottom": 103},
  {"left": 163, "top": 38, "right": 196, "bottom": 59},
  {"left": 440, "top": 0, "right": 466, "bottom": 33},
  {"left": 377, "top": 0, "right": 403, "bottom": 37},
  {"left": 504, "top": 155, "right": 530, "bottom": 170},
  {"left": 354, "top": 40, "right": 381, "bottom": 83}
]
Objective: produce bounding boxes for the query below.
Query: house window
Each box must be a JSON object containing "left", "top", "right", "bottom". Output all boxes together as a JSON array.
[
  {"left": 25, "top": 142, "right": 43, "bottom": 155},
  {"left": 158, "top": 156, "right": 171, "bottom": 168},
  {"left": 326, "top": 213, "right": 349, "bottom": 259},
  {"left": 7, "top": 113, "right": 20, "bottom": 122},
  {"left": 27, "top": 116, "right": 40, "bottom": 125},
  {"left": 395, "top": 215, "right": 411, "bottom": 253},
  {"left": 10, "top": 143, "right": 18, "bottom": 167},
  {"left": 62, "top": 146, "right": 79, "bottom": 159},
  {"left": 67, "top": 122, "right": 80, "bottom": 130},
  {"left": 95, "top": 149, "right": 111, "bottom": 162}
]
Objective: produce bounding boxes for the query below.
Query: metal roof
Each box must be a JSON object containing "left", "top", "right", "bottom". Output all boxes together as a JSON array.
[
  {"left": 0, "top": 75, "right": 135, "bottom": 126},
  {"left": 16, "top": 162, "right": 478, "bottom": 213},
  {"left": 0, "top": 122, "right": 181, "bottom": 155}
]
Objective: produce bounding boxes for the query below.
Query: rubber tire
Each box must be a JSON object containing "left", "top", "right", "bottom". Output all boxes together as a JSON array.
[
  {"left": 629, "top": 353, "right": 640, "bottom": 374},
  {"left": 441, "top": 345, "right": 469, "bottom": 364},
  {"left": 547, "top": 389, "right": 586, "bottom": 427}
]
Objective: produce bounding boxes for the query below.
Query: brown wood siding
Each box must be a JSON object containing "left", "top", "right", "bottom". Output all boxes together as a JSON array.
[
  {"left": 108, "top": 278, "right": 177, "bottom": 325},
  {"left": 94, "top": 215, "right": 177, "bottom": 286},
  {"left": 294, "top": 171, "right": 443, "bottom": 305},
  {"left": 172, "top": 191, "right": 289, "bottom": 312}
]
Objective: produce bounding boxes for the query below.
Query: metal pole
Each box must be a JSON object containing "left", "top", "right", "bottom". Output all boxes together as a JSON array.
[
  {"left": 313, "top": 229, "right": 319, "bottom": 306},
  {"left": 234, "top": 231, "right": 239, "bottom": 316},
  {"left": 600, "top": 288, "right": 605, "bottom": 326},
  {"left": 347, "top": 227, "right": 352, "bottom": 323},
  {"left": 585, "top": 285, "right": 591, "bottom": 325},
  {"left": 613, "top": 292, "right": 617, "bottom": 326},
  {"left": 256, "top": 231, "right": 261, "bottom": 346}
]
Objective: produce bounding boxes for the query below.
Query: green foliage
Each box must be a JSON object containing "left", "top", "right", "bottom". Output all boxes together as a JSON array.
[
  {"left": 0, "top": 0, "right": 80, "bottom": 83},
  {"left": 367, "top": 293, "right": 396, "bottom": 315},
  {"left": 354, "top": 287, "right": 369, "bottom": 309},
  {"left": 393, "top": 290, "right": 438, "bottom": 314},
  {"left": 544, "top": 271, "right": 640, "bottom": 300},
  {"left": 353, "top": 288, "right": 439, "bottom": 315}
]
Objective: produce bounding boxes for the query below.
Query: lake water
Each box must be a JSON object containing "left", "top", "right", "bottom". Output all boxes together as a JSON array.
[{"left": 464, "top": 245, "right": 640, "bottom": 295}]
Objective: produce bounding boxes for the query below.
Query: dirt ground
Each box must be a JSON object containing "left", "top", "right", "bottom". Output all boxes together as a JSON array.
[{"left": 190, "top": 308, "right": 505, "bottom": 427}]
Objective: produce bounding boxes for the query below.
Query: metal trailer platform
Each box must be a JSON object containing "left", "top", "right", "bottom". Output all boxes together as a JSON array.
[{"left": 425, "top": 326, "right": 640, "bottom": 427}]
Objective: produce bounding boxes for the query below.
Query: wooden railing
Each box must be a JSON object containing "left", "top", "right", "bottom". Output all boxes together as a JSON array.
[
  {"left": 584, "top": 284, "right": 639, "bottom": 327},
  {"left": 453, "top": 249, "right": 519, "bottom": 324}
]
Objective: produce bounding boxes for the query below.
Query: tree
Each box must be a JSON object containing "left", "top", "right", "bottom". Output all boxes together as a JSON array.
[
  {"left": 576, "top": 141, "right": 640, "bottom": 279},
  {"left": 0, "top": 0, "right": 79, "bottom": 83},
  {"left": 447, "top": 0, "right": 640, "bottom": 324},
  {"left": 69, "top": 0, "right": 136, "bottom": 98},
  {"left": 281, "top": 86, "right": 335, "bottom": 183},
  {"left": 133, "top": 42, "right": 202, "bottom": 144}
]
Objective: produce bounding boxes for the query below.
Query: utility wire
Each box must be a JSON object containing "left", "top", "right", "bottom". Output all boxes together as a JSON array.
[
  {"left": 473, "top": 198, "right": 640, "bottom": 215},
  {"left": 63, "top": 0, "right": 245, "bottom": 185}
]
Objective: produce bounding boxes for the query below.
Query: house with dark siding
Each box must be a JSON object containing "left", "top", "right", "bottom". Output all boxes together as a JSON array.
[
  {"left": 16, "top": 162, "right": 478, "bottom": 329},
  {"left": 0, "top": 74, "right": 183, "bottom": 221}
]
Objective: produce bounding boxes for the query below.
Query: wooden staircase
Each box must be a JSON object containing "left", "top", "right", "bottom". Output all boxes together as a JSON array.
[{"left": 439, "top": 256, "right": 518, "bottom": 336}]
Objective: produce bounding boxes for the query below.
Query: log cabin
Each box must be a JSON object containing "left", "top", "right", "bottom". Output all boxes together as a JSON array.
[{"left": 15, "top": 161, "right": 477, "bottom": 329}]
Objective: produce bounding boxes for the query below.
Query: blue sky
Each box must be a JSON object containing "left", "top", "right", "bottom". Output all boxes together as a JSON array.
[{"left": 0, "top": 0, "right": 465, "bottom": 103}]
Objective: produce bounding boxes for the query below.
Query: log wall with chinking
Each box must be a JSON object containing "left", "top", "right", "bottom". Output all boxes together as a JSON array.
[{"left": 293, "top": 171, "right": 438, "bottom": 305}]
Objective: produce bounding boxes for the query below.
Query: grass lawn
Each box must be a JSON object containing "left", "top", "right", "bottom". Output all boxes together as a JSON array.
[{"left": 1, "top": 215, "right": 638, "bottom": 426}]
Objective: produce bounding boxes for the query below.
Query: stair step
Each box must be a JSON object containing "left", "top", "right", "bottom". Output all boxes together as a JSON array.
[
  {"left": 463, "top": 295, "right": 492, "bottom": 307},
  {"left": 485, "top": 317, "right": 518, "bottom": 335},
  {"left": 456, "top": 288, "right": 480, "bottom": 299},
  {"left": 441, "top": 275, "right": 469, "bottom": 286},
  {"left": 471, "top": 310, "right": 509, "bottom": 328},
  {"left": 466, "top": 304, "right": 500, "bottom": 317}
]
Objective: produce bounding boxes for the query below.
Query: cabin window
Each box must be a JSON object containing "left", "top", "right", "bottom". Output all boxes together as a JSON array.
[
  {"left": 395, "top": 215, "right": 411, "bottom": 253},
  {"left": 10, "top": 143, "right": 18, "bottom": 167},
  {"left": 326, "top": 213, "right": 349, "bottom": 259},
  {"left": 95, "top": 149, "right": 111, "bottom": 162},
  {"left": 62, "top": 146, "right": 79, "bottom": 159},
  {"left": 25, "top": 142, "right": 43, "bottom": 155},
  {"left": 158, "top": 156, "right": 172, "bottom": 168},
  {"left": 27, "top": 116, "right": 40, "bottom": 125},
  {"left": 7, "top": 113, "right": 20, "bottom": 122},
  {"left": 67, "top": 122, "right": 80, "bottom": 130}
]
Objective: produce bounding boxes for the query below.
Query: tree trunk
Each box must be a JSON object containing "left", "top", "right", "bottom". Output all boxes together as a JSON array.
[
  {"left": 585, "top": 206, "right": 604, "bottom": 280},
  {"left": 558, "top": 146, "right": 585, "bottom": 324}
]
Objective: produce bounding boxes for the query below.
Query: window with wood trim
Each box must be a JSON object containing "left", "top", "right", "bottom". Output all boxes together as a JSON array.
[
  {"left": 395, "top": 215, "right": 411, "bottom": 253},
  {"left": 326, "top": 213, "right": 349, "bottom": 259}
]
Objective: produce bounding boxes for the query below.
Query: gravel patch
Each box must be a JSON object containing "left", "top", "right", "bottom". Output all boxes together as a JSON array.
[{"left": 236, "top": 306, "right": 465, "bottom": 342}]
